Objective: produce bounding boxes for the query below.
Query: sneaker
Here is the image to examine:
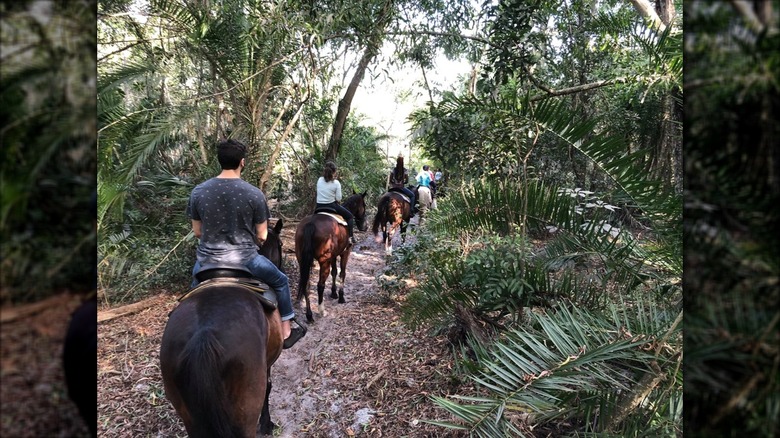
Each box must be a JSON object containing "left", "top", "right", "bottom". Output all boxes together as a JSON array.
[{"left": 283, "top": 326, "right": 306, "bottom": 349}]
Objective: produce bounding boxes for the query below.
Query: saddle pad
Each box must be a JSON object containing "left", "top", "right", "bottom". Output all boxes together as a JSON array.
[
  {"left": 316, "top": 211, "right": 348, "bottom": 226},
  {"left": 178, "top": 278, "right": 278, "bottom": 311}
]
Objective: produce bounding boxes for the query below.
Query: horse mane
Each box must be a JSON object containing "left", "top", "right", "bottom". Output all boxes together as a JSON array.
[
  {"left": 342, "top": 193, "right": 361, "bottom": 211},
  {"left": 259, "top": 219, "right": 283, "bottom": 271}
]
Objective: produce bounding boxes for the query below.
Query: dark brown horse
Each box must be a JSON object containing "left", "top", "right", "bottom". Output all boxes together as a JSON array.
[
  {"left": 372, "top": 187, "right": 415, "bottom": 255},
  {"left": 295, "top": 192, "right": 367, "bottom": 322},
  {"left": 160, "top": 220, "right": 285, "bottom": 437}
]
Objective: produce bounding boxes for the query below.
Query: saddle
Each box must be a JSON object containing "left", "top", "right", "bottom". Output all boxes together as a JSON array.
[
  {"left": 387, "top": 187, "right": 411, "bottom": 204},
  {"left": 313, "top": 206, "right": 348, "bottom": 226},
  {"left": 180, "top": 264, "right": 278, "bottom": 311}
]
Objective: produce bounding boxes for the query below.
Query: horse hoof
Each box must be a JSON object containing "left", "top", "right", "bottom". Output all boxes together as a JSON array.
[
  {"left": 259, "top": 422, "right": 276, "bottom": 435},
  {"left": 338, "top": 298, "right": 345, "bottom": 304},
  {"left": 330, "top": 292, "right": 338, "bottom": 299}
]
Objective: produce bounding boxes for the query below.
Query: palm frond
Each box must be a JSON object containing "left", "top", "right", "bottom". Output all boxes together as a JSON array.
[{"left": 429, "top": 300, "right": 678, "bottom": 435}]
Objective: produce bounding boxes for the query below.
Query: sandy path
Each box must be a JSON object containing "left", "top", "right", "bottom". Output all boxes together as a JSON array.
[{"left": 266, "top": 220, "right": 413, "bottom": 437}]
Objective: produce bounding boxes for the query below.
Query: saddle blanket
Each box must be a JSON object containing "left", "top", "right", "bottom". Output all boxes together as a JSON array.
[
  {"left": 316, "top": 212, "right": 348, "bottom": 226},
  {"left": 179, "top": 278, "right": 278, "bottom": 311}
]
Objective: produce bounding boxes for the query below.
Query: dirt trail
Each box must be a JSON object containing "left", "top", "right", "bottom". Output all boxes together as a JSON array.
[
  {"left": 97, "top": 217, "right": 464, "bottom": 437},
  {"left": 266, "top": 225, "right": 393, "bottom": 437},
  {"left": 0, "top": 293, "right": 92, "bottom": 438}
]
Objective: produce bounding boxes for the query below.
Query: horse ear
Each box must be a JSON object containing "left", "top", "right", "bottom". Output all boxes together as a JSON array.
[
  {"left": 274, "top": 219, "right": 283, "bottom": 234},
  {"left": 361, "top": 191, "right": 367, "bottom": 198}
]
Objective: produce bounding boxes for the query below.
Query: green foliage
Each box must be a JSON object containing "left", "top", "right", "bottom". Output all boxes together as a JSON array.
[
  {"left": 429, "top": 301, "right": 681, "bottom": 437},
  {"left": 683, "top": 2, "right": 780, "bottom": 435},
  {"left": 396, "top": 4, "right": 683, "bottom": 431},
  {"left": 1, "top": 0, "right": 97, "bottom": 301},
  {"left": 98, "top": 173, "right": 195, "bottom": 303},
  {"left": 329, "top": 121, "right": 390, "bottom": 199}
]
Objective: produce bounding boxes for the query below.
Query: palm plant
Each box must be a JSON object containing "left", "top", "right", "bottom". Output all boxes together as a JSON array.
[
  {"left": 683, "top": 2, "right": 780, "bottom": 435},
  {"left": 1, "top": 0, "right": 97, "bottom": 299},
  {"left": 429, "top": 301, "right": 681, "bottom": 437},
  {"left": 396, "top": 6, "right": 682, "bottom": 432}
]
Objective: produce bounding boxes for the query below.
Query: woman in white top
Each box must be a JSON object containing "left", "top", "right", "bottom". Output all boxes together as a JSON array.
[{"left": 316, "top": 161, "right": 356, "bottom": 245}]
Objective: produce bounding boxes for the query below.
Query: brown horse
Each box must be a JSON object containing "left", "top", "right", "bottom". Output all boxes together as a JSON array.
[
  {"left": 295, "top": 192, "right": 367, "bottom": 322},
  {"left": 372, "top": 187, "right": 415, "bottom": 255},
  {"left": 160, "top": 220, "right": 285, "bottom": 437}
]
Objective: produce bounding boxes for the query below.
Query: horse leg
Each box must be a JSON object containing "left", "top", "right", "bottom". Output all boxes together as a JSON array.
[
  {"left": 297, "top": 258, "right": 314, "bottom": 323},
  {"left": 330, "top": 257, "right": 339, "bottom": 299},
  {"left": 317, "top": 261, "right": 330, "bottom": 317},
  {"left": 337, "top": 249, "right": 350, "bottom": 304},
  {"left": 384, "top": 223, "right": 393, "bottom": 255},
  {"left": 258, "top": 376, "right": 274, "bottom": 435},
  {"left": 301, "top": 287, "right": 313, "bottom": 323}
]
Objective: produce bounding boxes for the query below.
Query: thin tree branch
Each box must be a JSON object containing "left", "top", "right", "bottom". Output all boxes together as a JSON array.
[
  {"left": 98, "top": 41, "right": 147, "bottom": 63},
  {"left": 627, "top": 0, "right": 667, "bottom": 33},
  {"left": 386, "top": 30, "right": 497, "bottom": 49},
  {"left": 529, "top": 77, "right": 630, "bottom": 102}
]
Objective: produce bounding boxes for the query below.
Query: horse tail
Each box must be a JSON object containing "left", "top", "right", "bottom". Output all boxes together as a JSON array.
[
  {"left": 175, "top": 329, "right": 243, "bottom": 438},
  {"left": 297, "top": 222, "right": 316, "bottom": 300},
  {"left": 373, "top": 195, "right": 389, "bottom": 235}
]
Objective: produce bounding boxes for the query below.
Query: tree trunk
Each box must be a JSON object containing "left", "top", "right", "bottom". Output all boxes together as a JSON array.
[
  {"left": 325, "top": 46, "right": 377, "bottom": 161},
  {"left": 325, "top": 0, "right": 394, "bottom": 161},
  {"left": 259, "top": 101, "right": 305, "bottom": 191}
]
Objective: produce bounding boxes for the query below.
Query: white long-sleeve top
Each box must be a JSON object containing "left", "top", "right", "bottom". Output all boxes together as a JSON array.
[{"left": 316, "top": 176, "right": 342, "bottom": 204}]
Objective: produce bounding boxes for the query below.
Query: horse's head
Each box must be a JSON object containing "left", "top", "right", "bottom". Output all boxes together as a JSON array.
[
  {"left": 345, "top": 191, "right": 368, "bottom": 231},
  {"left": 259, "top": 219, "right": 284, "bottom": 270}
]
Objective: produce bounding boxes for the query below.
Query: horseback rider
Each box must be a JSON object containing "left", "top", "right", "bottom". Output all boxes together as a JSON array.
[
  {"left": 315, "top": 161, "right": 356, "bottom": 245},
  {"left": 186, "top": 139, "right": 305, "bottom": 349},
  {"left": 387, "top": 154, "right": 417, "bottom": 216},
  {"left": 417, "top": 164, "right": 433, "bottom": 190},
  {"left": 424, "top": 165, "right": 437, "bottom": 198}
]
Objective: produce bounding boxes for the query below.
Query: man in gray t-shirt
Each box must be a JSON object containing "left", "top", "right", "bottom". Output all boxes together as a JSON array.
[
  {"left": 186, "top": 139, "right": 304, "bottom": 349},
  {"left": 188, "top": 177, "right": 269, "bottom": 265}
]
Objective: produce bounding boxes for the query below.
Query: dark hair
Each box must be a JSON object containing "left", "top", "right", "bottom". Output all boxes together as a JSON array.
[
  {"left": 217, "top": 139, "right": 247, "bottom": 170},
  {"left": 323, "top": 161, "right": 337, "bottom": 182},
  {"left": 393, "top": 156, "right": 405, "bottom": 182},
  {"left": 423, "top": 165, "right": 430, "bottom": 171}
]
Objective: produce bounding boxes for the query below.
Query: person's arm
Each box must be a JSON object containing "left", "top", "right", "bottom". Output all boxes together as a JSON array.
[
  {"left": 255, "top": 221, "right": 268, "bottom": 245},
  {"left": 386, "top": 173, "right": 391, "bottom": 190},
  {"left": 192, "top": 220, "right": 202, "bottom": 239},
  {"left": 335, "top": 181, "right": 342, "bottom": 203}
]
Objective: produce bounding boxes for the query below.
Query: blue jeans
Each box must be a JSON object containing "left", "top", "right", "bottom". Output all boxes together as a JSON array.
[
  {"left": 191, "top": 255, "right": 295, "bottom": 321},
  {"left": 399, "top": 187, "right": 416, "bottom": 210}
]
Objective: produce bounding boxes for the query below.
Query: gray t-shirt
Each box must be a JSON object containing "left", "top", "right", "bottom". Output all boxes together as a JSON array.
[{"left": 186, "top": 177, "right": 269, "bottom": 265}]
